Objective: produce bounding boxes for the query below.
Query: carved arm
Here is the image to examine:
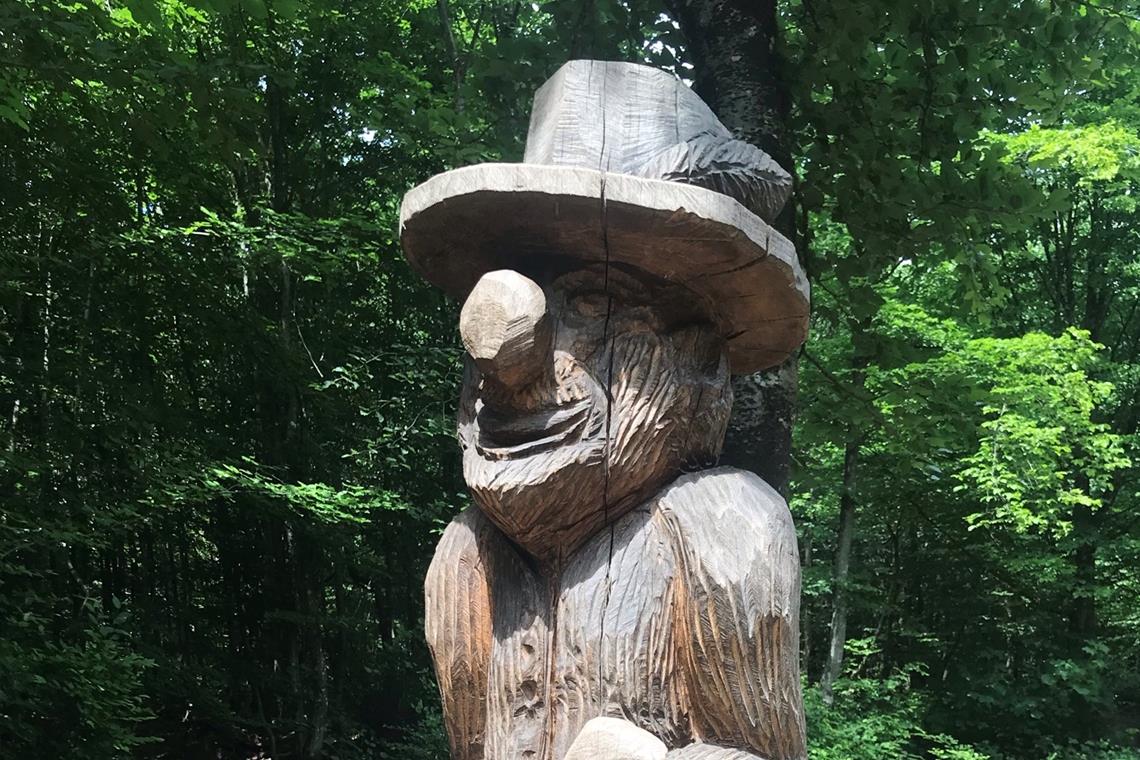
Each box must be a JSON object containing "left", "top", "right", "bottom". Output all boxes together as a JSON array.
[
  {"left": 424, "top": 508, "right": 496, "bottom": 760},
  {"left": 659, "top": 469, "right": 808, "bottom": 760}
]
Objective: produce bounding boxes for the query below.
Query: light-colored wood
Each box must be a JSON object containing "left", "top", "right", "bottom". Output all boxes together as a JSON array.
[
  {"left": 525, "top": 60, "right": 792, "bottom": 222},
  {"left": 564, "top": 717, "right": 668, "bottom": 760},
  {"left": 460, "top": 270, "right": 552, "bottom": 389},
  {"left": 666, "top": 745, "right": 771, "bottom": 760},
  {"left": 400, "top": 163, "right": 808, "bottom": 375},
  {"left": 400, "top": 58, "right": 807, "bottom": 375},
  {"left": 632, "top": 134, "right": 793, "bottom": 227}
]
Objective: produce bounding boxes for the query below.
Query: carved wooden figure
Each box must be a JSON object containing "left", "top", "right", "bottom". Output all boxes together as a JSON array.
[{"left": 400, "top": 61, "right": 810, "bottom": 760}]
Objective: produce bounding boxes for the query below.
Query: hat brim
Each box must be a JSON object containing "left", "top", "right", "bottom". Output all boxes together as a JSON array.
[{"left": 399, "top": 163, "right": 809, "bottom": 374}]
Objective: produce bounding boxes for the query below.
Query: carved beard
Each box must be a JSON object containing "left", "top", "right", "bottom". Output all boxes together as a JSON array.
[{"left": 457, "top": 271, "right": 733, "bottom": 563}]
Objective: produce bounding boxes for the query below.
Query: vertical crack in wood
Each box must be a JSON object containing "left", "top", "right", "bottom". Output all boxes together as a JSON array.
[
  {"left": 597, "top": 176, "right": 617, "bottom": 696},
  {"left": 596, "top": 60, "right": 618, "bottom": 713},
  {"left": 542, "top": 565, "right": 561, "bottom": 760}
]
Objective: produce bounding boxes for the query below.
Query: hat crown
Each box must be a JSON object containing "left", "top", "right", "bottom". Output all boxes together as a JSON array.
[
  {"left": 398, "top": 60, "right": 810, "bottom": 373},
  {"left": 523, "top": 60, "right": 729, "bottom": 174},
  {"left": 521, "top": 60, "right": 792, "bottom": 223}
]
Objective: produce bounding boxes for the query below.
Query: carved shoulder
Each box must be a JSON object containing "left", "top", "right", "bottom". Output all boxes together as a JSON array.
[
  {"left": 656, "top": 467, "right": 798, "bottom": 604},
  {"left": 654, "top": 467, "right": 807, "bottom": 760}
]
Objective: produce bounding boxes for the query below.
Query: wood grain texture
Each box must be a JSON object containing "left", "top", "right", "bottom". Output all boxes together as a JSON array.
[
  {"left": 415, "top": 58, "right": 806, "bottom": 760},
  {"left": 399, "top": 163, "right": 808, "bottom": 374},
  {"left": 666, "top": 744, "right": 769, "bottom": 760},
  {"left": 460, "top": 270, "right": 553, "bottom": 389},
  {"left": 564, "top": 717, "right": 668, "bottom": 760},
  {"left": 423, "top": 468, "right": 805, "bottom": 760},
  {"left": 424, "top": 507, "right": 495, "bottom": 760},
  {"left": 524, "top": 60, "right": 792, "bottom": 222},
  {"left": 458, "top": 266, "right": 732, "bottom": 562},
  {"left": 400, "top": 60, "right": 809, "bottom": 375},
  {"left": 660, "top": 472, "right": 805, "bottom": 759}
]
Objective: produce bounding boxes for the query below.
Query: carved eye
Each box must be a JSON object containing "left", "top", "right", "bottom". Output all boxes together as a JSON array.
[{"left": 569, "top": 291, "right": 610, "bottom": 318}]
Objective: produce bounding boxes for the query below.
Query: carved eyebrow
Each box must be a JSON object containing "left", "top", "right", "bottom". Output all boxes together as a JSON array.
[{"left": 567, "top": 288, "right": 613, "bottom": 300}]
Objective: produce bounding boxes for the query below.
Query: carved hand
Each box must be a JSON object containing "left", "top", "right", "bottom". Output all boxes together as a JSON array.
[
  {"left": 563, "top": 717, "right": 667, "bottom": 760},
  {"left": 563, "top": 718, "right": 771, "bottom": 760},
  {"left": 666, "top": 743, "right": 770, "bottom": 760}
]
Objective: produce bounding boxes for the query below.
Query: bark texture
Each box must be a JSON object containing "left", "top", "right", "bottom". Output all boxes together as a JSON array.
[
  {"left": 820, "top": 435, "right": 860, "bottom": 704},
  {"left": 667, "top": 0, "right": 799, "bottom": 495}
]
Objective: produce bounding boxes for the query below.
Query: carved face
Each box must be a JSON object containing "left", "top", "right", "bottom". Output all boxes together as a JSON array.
[{"left": 457, "top": 265, "right": 732, "bottom": 561}]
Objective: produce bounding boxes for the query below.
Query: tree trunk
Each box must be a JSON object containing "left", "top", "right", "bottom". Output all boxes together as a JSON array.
[
  {"left": 1067, "top": 196, "right": 1108, "bottom": 735},
  {"left": 820, "top": 432, "right": 859, "bottom": 705},
  {"left": 800, "top": 532, "right": 813, "bottom": 678},
  {"left": 668, "top": 1, "right": 798, "bottom": 496}
]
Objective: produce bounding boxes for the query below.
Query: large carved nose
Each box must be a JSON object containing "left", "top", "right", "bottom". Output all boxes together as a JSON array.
[{"left": 460, "top": 270, "right": 552, "bottom": 389}]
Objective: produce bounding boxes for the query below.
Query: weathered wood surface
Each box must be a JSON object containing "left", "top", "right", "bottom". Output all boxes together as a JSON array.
[
  {"left": 525, "top": 60, "right": 792, "bottom": 222},
  {"left": 460, "top": 270, "right": 553, "bottom": 390},
  {"left": 457, "top": 267, "right": 732, "bottom": 562},
  {"left": 423, "top": 508, "right": 496, "bottom": 759},
  {"left": 400, "top": 163, "right": 808, "bottom": 375},
  {"left": 425, "top": 468, "right": 806, "bottom": 760},
  {"left": 564, "top": 717, "right": 667, "bottom": 760},
  {"left": 410, "top": 59, "right": 808, "bottom": 760}
]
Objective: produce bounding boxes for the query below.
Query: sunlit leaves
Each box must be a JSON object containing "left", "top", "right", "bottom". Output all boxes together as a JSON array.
[
  {"left": 951, "top": 331, "right": 1129, "bottom": 535},
  {"left": 988, "top": 121, "right": 1140, "bottom": 186},
  {"left": 871, "top": 315, "right": 1128, "bottom": 536}
]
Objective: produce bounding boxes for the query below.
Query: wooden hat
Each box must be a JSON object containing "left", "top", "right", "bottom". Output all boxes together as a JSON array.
[{"left": 399, "top": 61, "right": 809, "bottom": 374}]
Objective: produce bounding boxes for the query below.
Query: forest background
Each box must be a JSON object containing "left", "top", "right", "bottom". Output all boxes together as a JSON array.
[{"left": 3, "top": 0, "right": 1140, "bottom": 757}]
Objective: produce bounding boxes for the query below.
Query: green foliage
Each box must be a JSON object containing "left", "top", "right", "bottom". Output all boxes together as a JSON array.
[
  {"left": 989, "top": 122, "right": 1140, "bottom": 185},
  {"left": 788, "top": 3, "right": 1140, "bottom": 756},
  {"left": 806, "top": 672, "right": 990, "bottom": 760},
  {"left": 374, "top": 702, "right": 449, "bottom": 760},
  {"left": 3, "top": 0, "right": 1140, "bottom": 756},
  {"left": 872, "top": 323, "right": 1130, "bottom": 536},
  {"left": 0, "top": 0, "right": 674, "bottom": 753},
  {"left": 0, "top": 602, "right": 154, "bottom": 758}
]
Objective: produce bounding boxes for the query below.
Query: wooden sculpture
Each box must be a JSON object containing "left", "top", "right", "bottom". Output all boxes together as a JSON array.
[{"left": 399, "top": 61, "right": 810, "bottom": 760}]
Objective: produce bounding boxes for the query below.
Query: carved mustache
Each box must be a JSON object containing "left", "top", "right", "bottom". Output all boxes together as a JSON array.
[{"left": 474, "top": 398, "right": 596, "bottom": 458}]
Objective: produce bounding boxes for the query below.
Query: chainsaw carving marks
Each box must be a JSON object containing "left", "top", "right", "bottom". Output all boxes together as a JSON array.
[
  {"left": 424, "top": 470, "right": 806, "bottom": 760},
  {"left": 408, "top": 60, "right": 810, "bottom": 760},
  {"left": 457, "top": 267, "right": 732, "bottom": 563}
]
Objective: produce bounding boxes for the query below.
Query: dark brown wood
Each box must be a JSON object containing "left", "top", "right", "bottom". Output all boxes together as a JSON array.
[
  {"left": 426, "top": 469, "right": 806, "bottom": 760},
  {"left": 425, "top": 265, "right": 807, "bottom": 758},
  {"left": 667, "top": 0, "right": 799, "bottom": 497}
]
